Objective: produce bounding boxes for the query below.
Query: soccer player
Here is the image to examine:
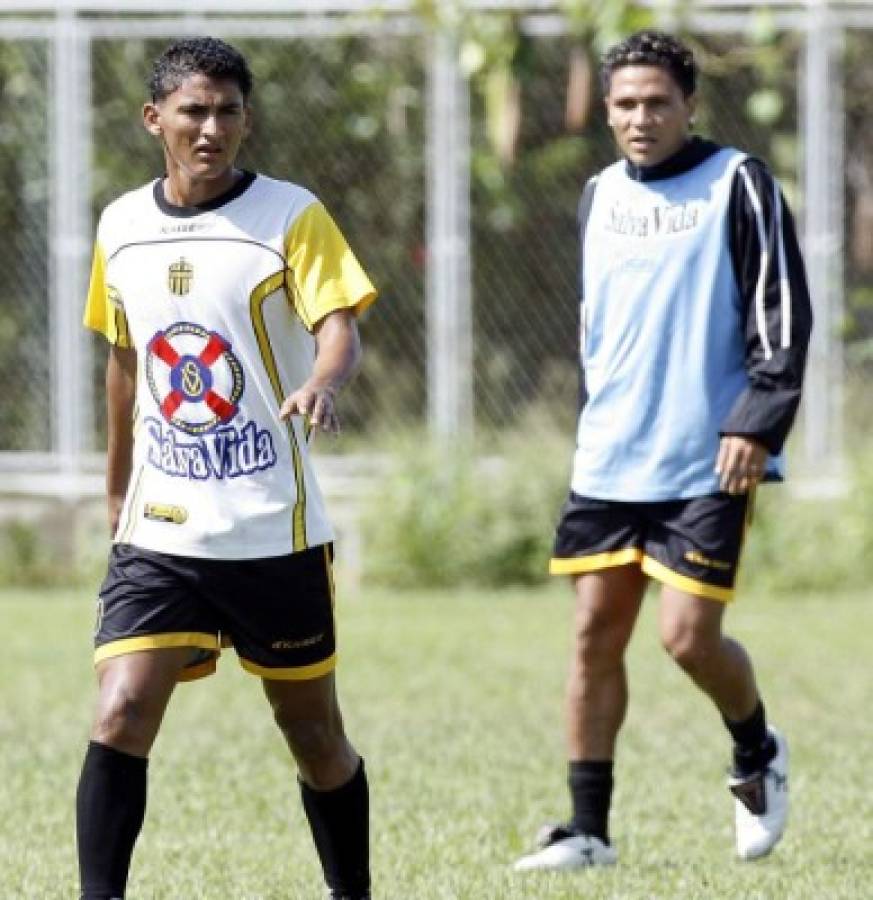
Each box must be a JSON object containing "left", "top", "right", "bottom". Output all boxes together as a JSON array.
[
  {"left": 514, "top": 31, "right": 812, "bottom": 871},
  {"left": 77, "top": 37, "right": 375, "bottom": 900}
]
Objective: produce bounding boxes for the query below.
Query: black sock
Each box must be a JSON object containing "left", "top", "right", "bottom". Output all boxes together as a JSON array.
[
  {"left": 723, "top": 700, "right": 777, "bottom": 776},
  {"left": 300, "top": 758, "right": 369, "bottom": 899},
  {"left": 568, "top": 760, "right": 613, "bottom": 844},
  {"left": 76, "top": 741, "right": 148, "bottom": 900}
]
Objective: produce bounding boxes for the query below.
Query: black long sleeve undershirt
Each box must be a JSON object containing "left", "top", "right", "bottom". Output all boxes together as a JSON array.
[{"left": 723, "top": 155, "right": 813, "bottom": 453}]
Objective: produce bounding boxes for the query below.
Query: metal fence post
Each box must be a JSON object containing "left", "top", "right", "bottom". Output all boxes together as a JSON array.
[
  {"left": 801, "top": 0, "right": 845, "bottom": 473},
  {"left": 50, "top": 9, "right": 92, "bottom": 481},
  {"left": 425, "top": 23, "right": 473, "bottom": 438}
]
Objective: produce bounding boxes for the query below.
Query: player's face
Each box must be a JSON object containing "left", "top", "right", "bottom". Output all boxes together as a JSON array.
[
  {"left": 143, "top": 73, "right": 251, "bottom": 196},
  {"left": 605, "top": 65, "right": 695, "bottom": 168}
]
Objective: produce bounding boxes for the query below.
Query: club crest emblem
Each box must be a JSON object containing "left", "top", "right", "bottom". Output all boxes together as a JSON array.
[
  {"left": 146, "top": 322, "right": 244, "bottom": 435},
  {"left": 168, "top": 258, "right": 194, "bottom": 296}
]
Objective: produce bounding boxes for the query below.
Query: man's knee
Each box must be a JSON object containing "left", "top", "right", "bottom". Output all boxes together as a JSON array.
[
  {"left": 571, "top": 568, "right": 645, "bottom": 673},
  {"left": 91, "top": 652, "right": 185, "bottom": 753},
  {"left": 660, "top": 617, "right": 718, "bottom": 674},
  {"left": 273, "top": 709, "right": 344, "bottom": 762},
  {"left": 92, "top": 685, "right": 162, "bottom": 751},
  {"left": 572, "top": 601, "right": 634, "bottom": 672}
]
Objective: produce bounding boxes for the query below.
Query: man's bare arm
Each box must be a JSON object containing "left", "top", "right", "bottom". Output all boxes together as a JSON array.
[
  {"left": 106, "top": 344, "right": 137, "bottom": 535},
  {"left": 279, "top": 309, "right": 361, "bottom": 435}
]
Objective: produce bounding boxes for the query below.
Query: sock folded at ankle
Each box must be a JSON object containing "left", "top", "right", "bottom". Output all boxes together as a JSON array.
[
  {"left": 723, "top": 700, "right": 778, "bottom": 776},
  {"left": 568, "top": 759, "right": 613, "bottom": 844}
]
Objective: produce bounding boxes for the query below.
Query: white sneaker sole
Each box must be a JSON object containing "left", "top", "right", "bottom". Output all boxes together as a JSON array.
[{"left": 514, "top": 834, "right": 617, "bottom": 872}]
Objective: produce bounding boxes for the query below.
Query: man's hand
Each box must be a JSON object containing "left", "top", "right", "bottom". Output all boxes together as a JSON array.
[
  {"left": 715, "top": 435, "right": 768, "bottom": 495},
  {"left": 279, "top": 381, "right": 340, "bottom": 435},
  {"left": 278, "top": 309, "right": 361, "bottom": 438}
]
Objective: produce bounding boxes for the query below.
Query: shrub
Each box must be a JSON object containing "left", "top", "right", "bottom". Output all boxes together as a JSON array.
[
  {"left": 0, "top": 520, "right": 66, "bottom": 586},
  {"left": 364, "top": 428, "right": 873, "bottom": 593},
  {"left": 740, "top": 446, "right": 873, "bottom": 595},
  {"left": 0, "top": 514, "right": 106, "bottom": 588},
  {"left": 361, "top": 426, "right": 571, "bottom": 588}
]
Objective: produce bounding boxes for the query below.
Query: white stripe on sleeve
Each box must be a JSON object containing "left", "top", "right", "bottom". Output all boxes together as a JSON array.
[
  {"left": 738, "top": 164, "right": 773, "bottom": 361},
  {"left": 772, "top": 180, "right": 792, "bottom": 349}
]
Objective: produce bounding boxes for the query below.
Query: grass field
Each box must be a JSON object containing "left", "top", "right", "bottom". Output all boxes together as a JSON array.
[{"left": 1, "top": 581, "right": 871, "bottom": 899}]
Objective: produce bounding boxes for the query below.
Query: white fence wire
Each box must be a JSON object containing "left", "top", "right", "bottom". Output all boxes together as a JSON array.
[{"left": 0, "top": 1, "right": 866, "bottom": 502}]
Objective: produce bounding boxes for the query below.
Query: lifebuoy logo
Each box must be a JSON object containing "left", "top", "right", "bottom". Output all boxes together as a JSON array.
[
  {"left": 144, "top": 321, "right": 278, "bottom": 482},
  {"left": 146, "top": 322, "right": 244, "bottom": 435}
]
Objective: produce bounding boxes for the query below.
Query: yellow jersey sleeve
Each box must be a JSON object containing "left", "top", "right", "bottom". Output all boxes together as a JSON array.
[
  {"left": 284, "top": 202, "right": 377, "bottom": 330},
  {"left": 82, "top": 241, "right": 133, "bottom": 348}
]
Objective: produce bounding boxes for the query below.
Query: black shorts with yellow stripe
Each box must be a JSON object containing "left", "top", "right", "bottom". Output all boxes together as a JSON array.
[
  {"left": 94, "top": 543, "right": 336, "bottom": 682},
  {"left": 550, "top": 491, "right": 754, "bottom": 602}
]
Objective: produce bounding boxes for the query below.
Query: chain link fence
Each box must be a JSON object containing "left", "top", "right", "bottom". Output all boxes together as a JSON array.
[
  {"left": 0, "top": 39, "right": 51, "bottom": 452},
  {"left": 843, "top": 27, "right": 873, "bottom": 446},
  {"left": 0, "top": 6, "right": 868, "bottom": 474}
]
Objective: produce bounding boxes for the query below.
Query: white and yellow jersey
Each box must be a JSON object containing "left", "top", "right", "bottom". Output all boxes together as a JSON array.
[{"left": 84, "top": 172, "right": 376, "bottom": 559}]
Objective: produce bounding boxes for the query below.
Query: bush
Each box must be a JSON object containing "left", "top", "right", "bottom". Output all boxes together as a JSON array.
[
  {"left": 361, "top": 426, "right": 571, "bottom": 588},
  {"left": 0, "top": 520, "right": 68, "bottom": 586},
  {"left": 740, "top": 446, "right": 873, "bottom": 595},
  {"left": 0, "top": 512, "right": 106, "bottom": 589},
  {"left": 364, "top": 428, "right": 873, "bottom": 593}
]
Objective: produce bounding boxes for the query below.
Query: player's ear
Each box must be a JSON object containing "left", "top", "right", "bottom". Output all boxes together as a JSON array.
[
  {"left": 686, "top": 92, "right": 697, "bottom": 126},
  {"left": 242, "top": 103, "right": 253, "bottom": 139},
  {"left": 143, "top": 101, "right": 162, "bottom": 137}
]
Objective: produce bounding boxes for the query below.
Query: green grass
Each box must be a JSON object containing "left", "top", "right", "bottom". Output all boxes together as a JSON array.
[{"left": 1, "top": 582, "right": 871, "bottom": 899}]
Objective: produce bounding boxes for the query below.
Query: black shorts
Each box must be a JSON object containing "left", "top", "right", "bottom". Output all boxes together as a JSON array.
[
  {"left": 550, "top": 491, "right": 755, "bottom": 602},
  {"left": 93, "top": 543, "right": 337, "bottom": 681}
]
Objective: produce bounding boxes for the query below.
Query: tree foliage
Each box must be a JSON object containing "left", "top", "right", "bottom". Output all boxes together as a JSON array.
[{"left": 0, "top": 5, "right": 870, "bottom": 454}]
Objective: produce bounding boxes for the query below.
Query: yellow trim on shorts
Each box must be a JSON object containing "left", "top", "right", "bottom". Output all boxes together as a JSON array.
[
  {"left": 178, "top": 658, "right": 219, "bottom": 682},
  {"left": 94, "top": 632, "right": 220, "bottom": 665},
  {"left": 641, "top": 555, "right": 735, "bottom": 603},
  {"left": 239, "top": 653, "right": 337, "bottom": 681},
  {"left": 549, "top": 547, "right": 643, "bottom": 575}
]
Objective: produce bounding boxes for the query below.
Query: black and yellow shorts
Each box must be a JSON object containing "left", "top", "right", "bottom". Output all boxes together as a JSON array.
[
  {"left": 93, "top": 543, "right": 337, "bottom": 681},
  {"left": 550, "top": 491, "right": 754, "bottom": 602}
]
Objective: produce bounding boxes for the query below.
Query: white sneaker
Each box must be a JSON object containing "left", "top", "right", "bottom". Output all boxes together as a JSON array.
[
  {"left": 728, "top": 727, "right": 789, "bottom": 860},
  {"left": 513, "top": 824, "right": 617, "bottom": 872}
]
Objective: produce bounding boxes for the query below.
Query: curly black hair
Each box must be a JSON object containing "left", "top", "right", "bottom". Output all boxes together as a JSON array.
[
  {"left": 149, "top": 36, "right": 253, "bottom": 102},
  {"left": 600, "top": 30, "right": 697, "bottom": 97}
]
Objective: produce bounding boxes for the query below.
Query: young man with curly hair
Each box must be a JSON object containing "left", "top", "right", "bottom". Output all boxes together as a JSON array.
[
  {"left": 77, "top": 37, "right": 374, "bottom": 899},
  {"left": 515, "top": 30, "right": 812, "bottom": 871}
]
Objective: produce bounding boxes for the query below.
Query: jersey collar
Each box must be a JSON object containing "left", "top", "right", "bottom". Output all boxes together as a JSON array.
[
  {"left": 153, "top": 170, "right": 257, "bottom": 217},
  {"left": 624, "top": 137, "right": 721, "bottom": 182}
]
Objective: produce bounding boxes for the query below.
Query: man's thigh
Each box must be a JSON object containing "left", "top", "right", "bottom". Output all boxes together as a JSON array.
[
  {"left": 262, "top": 671, "right": 340, "bottom": 722},
  {"left": 94, "top": 544, "right": 222, "bottom": 681},
  {"left": 91, "top": 648, "right": 196, "bottom": 753},
  {"left": 206, "top": 544, "right": 337, "bottom": 681},
  {"left": 640, "top": 492, "right": 754, "bottom": 603}
]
